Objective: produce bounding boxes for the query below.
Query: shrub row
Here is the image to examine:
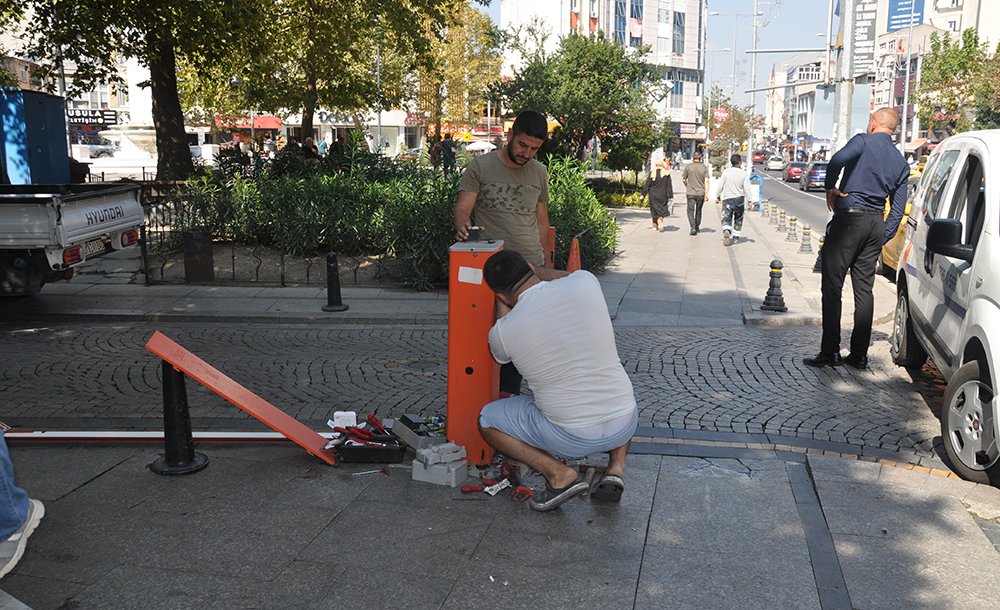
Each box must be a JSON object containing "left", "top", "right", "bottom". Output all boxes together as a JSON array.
[{"left": 173, "top": 156, "right": 618, "bottom": 289}]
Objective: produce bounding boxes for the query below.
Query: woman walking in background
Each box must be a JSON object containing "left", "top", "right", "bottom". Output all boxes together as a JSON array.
[{"left": 641, "top": 159, "right": 674, "bottom": 231}]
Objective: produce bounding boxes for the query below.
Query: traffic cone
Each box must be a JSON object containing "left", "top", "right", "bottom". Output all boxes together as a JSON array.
[
  {"left": 567, "top": 238, "right": 581, "bottom": 272},
  {"left": 546, "top": 227, "right": 556, "bottom": 269}
]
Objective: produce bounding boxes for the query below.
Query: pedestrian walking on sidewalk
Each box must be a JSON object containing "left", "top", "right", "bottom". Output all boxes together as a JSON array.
[
  {"left": 0, "top": 433, "right": 44, "bottom": 578},
  {"left": 454, "top": 109, "right": 551, "bottom": 395},
  {"left": 803, "top": 108, "right": 909, "bottom": 370},
  {"left": 714, "top": 154, "right": 752, "bottom": 246},
  {"left": 479, "top": 250, "right": 638, "bottom": 511},
  {"left": 681, "top": 151, "right": 709, "bottom": 235},
  {"left": 640, "top": 159, "right": 673, "bottom": 231}
]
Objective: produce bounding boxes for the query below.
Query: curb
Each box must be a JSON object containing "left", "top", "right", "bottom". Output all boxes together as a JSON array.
[{"left": 0, "top": 311, "right": 449, "bottom": 326}]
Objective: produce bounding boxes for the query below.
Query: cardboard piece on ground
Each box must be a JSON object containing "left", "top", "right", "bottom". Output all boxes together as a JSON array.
[{"left": 145, "top": 330, "right": 336, "bottom": 465}]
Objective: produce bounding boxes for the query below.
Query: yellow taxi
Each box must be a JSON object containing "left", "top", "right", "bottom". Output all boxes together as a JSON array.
[{"left": 878, "top": 178, "right": 918, "bottom": 278}]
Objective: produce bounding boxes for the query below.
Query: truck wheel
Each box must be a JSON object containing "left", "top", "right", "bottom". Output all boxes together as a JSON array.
[
  {"left": 890, "top": 289, "right": 927, "bottom": 368},
  {"left": 0, "top": 253, "right": 44, "bottom": 296},
  {"left": 941, "top": 361, "right": 1000, "bottom": 485}
]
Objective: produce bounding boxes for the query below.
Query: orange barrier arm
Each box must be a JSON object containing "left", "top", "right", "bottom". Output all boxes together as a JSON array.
[{"left": 145, "top": 331, "right": 337, "bottom": 465}]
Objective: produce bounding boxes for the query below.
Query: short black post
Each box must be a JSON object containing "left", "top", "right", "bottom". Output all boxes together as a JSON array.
[
  {"left": 150, "top": 361, "right": 209, "bottom": 475},
  {"left": 322, "top": 252, "right": 349, "bottom": 312},
  {"left": 799, "top": 226, "right": 814, "bottom": 254},
  {"left": 761, "top": 259, "right": 788, "bottom": 312},
  {"left": 813, "top": 236, "right": 824, "bottom": 273}
]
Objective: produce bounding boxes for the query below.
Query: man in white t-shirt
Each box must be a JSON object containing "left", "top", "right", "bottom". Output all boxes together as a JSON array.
[{"left": 479, "top": 250, "right": 638, "bottom": 511}]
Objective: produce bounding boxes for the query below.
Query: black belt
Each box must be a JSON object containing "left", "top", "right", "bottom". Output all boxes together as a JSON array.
[{"left": 835, "top": 206, "right": 883, "bottom": 216}]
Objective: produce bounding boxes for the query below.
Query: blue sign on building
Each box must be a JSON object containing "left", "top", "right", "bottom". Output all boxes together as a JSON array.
[{"left": 887, "top": 0, "right": 924, "bottom": 32}]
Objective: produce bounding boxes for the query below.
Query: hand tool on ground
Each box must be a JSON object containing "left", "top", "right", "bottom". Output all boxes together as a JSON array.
[
  {"left": 461, "top": 485, "right": 485, "bottom": 493},
  {"left": 366, "top": 414, "right": 389, "bottom": 434},
  {"left": 511, "top": 485, "right": 533, "bottom": 502}
]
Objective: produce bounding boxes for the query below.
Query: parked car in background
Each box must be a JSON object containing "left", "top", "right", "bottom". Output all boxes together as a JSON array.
[
  {"left": 751, "top": 149, "right": 769, "bottom": 163},
  {"left": 765, "top": 155, "right": 784, "bottom": 171},
  {"left": 799, "top": 162, "right": 827, "bottom": 191},
  {"left": 783, "top": 162, "right": 807, "bottom": 182},
  {"left": 890, "top": 130, "right": 1000, "bottom": 485},
  {"left": 396, "top": 147, "right": 424, "bottom": 162},
  {"left": 87, "top": 138, "right": 118, "bottom": 158}
]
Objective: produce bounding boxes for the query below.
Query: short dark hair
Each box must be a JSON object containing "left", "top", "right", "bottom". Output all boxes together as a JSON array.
[
  {"left": 730, "top": 154, "right": 741, "bottom": 166},
  {"left": 511, "top": 110, "right": 548, "bottom": 141},
  {"left": 483, "top": 250, "right": 532, "bottom": 295}
]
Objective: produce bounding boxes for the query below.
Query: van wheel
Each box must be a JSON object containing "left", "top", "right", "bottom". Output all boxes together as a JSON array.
[
  {"left": 941, "top": 361, "right": 1000, "bottom": 484},
  {"left": 890, "top": 289, "right": 927, "bottom": 368}
]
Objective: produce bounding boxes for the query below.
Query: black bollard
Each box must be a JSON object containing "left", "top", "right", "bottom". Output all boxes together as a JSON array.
[
  {"left": 322, "top": 252, "right": 349, "bottom": 312},
  {"left": 761, "top": 259, "right": 788, "bottom": 312},
  {"left": 799, "top": 226, "right": 814, "bottom": 254},
  {"left": 813, "top": 236, "right": 824, "bottom": 273},
  {"left": 150, "top": 361, "right": 209, "bottom": 475}
]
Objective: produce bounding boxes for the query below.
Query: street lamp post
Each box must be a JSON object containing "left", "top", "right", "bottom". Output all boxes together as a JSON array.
[
  {"left": 704, "top": 48, "right": 732, "bottom": 159},
  {"left": 708, "top": 10, "right": 763, "bottom": 170}
]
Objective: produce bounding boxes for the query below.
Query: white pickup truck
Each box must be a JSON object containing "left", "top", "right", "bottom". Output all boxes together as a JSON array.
[{"left": 0, "top": 184, "right": 144, "bottom": 295}]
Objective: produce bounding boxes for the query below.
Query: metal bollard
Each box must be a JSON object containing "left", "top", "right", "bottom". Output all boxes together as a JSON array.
[
  {"left": 322, "top": 252, "right": 349, "bottom": 312},
  {"left": 761, "top": 259, "right": 788, "bottom": 313},
  {"left": 813, "top": 236, "right": 825, "bottom": 273},
  {"left": 786, "top": 216, "right": 798, "bottom": 242},
  {"left": 150, "top": 361, "right": 209, "bottom": 475},
  {"left": 777, "top": 210, "right": 787, "bottom": 232},
  {"left": 799, "top": 225, "right": 814, "bottom": 254},
  {"left": 769, "top": 205, "right": 778, "bottom": 225}
]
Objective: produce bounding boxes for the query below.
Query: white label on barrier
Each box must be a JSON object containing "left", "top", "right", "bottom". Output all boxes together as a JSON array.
[{"left": 458, "top": 266, "right": 483, "bottom": 285}]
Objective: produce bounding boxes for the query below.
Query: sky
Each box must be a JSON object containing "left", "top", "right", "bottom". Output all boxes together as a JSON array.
[{"left": 474, "top": 0, "right": 837, "bottom": 111}]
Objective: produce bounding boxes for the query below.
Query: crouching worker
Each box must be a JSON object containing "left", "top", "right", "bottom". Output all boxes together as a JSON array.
[{"left": 479, "top": 250, "right": 638, "bottom": 511}]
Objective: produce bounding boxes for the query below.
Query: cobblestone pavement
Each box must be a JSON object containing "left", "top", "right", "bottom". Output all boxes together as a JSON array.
[{"left": 1, "top": 320, "right": 945, "bottom": 460}]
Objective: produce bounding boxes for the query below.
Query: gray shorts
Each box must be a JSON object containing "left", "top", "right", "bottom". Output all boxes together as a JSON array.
[{"left": 478, "top": 396, "right": 638, "bottom": 459}]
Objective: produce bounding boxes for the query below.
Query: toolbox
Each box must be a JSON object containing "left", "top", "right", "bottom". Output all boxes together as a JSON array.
[{"left": 331, "top": 414, "right": 406, "bottom": 463}]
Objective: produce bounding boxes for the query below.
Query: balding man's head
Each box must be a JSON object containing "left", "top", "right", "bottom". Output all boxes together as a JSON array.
[{"left": 870, "top": 108, "right": 899, "bottom": 134}]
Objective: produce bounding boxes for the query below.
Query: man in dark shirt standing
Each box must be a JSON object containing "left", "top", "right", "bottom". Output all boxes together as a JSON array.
[{"left": 804, "top": 108, "right": 910, "bottom": 370}]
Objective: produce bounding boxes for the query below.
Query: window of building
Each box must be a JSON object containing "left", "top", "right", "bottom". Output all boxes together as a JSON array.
[
  {"left": 673, "top": 12, "right": 685, "bottom": 55},
  {"left": 591, "top": 0, "right": 599, "bottom": 18},
  {"left": 948, "top": 20, "right": 959, "bottom": 31},
  {"left": 630, "top": 36, "right": 643, "bottom": 48},
  {"left": 630, "top": 0, "right": 642, "bottom": 19},
  {"left": 671, "top": 81, "right": 684, "bottom": 108},
  {"left": 657, "top": 37, "right": 670, "bottom": 55},
  {"left": 614, "top": 0, "right": 626, "bottom": 44},
  {"left": 658, "top": 0, "right": 669, "bottom": 23},
  {"left": 950, "top": 0, "right": 962, "bottom": 7}
]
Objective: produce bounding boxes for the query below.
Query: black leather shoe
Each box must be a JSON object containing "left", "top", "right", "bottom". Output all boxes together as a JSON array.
[
  {"left": 689, "top": 229, "right": 697, "bottom": 235},
  {"left": 803, "top": 353, "right": 843, "bottom": 368},
  {"left": 843, "top": 354, "right": 869, "bottom": 370}
]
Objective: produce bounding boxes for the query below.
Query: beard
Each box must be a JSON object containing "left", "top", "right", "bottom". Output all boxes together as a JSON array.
[{"left": 507, "top": 145, "right": 529, "bottom": 166}]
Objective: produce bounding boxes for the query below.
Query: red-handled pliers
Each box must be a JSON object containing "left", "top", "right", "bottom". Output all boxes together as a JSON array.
[{"left": 367, "top": 414, "right": 388, "bottom": 434}]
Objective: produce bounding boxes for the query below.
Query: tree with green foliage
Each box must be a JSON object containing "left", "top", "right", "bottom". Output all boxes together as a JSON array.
[
  {"left": 495, "top": 31, "right": 666, "bottom": 160},
  {"left": 416, "top": 3, "right": 503, "bottom": 134},
  {"left": 14, "top": 0, "right": 268, "bottom": 179},
  {"left": 914, "top": 28, "right": 990, "bottom": 135},
  {"left": 604, "top": 119, "right": 660, "bottom": 184},
  {"left": 705, "top": 91, "right": 759, "bottom": 177}
]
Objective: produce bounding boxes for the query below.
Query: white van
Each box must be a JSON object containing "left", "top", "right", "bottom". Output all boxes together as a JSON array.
[{"left": 891, "top": 130, "right": 1000, "bottom": 485}]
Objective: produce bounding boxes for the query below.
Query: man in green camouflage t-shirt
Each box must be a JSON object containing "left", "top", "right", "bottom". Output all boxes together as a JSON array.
[{"left": 454, "top": 110, "right": 550, "bottom": 267}]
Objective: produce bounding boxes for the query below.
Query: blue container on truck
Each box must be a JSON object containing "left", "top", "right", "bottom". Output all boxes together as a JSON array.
[{"left": 0, "top": 88, "right": 70, "bottom": 185}]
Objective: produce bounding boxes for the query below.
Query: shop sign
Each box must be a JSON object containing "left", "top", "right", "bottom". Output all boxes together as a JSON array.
[{"left": 67, "top": 108, "right": 118, "bottom": 125}]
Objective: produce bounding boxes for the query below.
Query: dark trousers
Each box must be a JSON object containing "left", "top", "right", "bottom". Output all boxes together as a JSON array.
[
  {"left": 721, "top": 197, "right": 745, "bottom": 232},
  {"left": 820, "top": 210, "right": 884, "bottom": 357},
  {"left": 686, "top": 195, "right": 705, "bottom": 229},
  {"left": 500, "top": 362, "right": 522, "bottom": 395}
]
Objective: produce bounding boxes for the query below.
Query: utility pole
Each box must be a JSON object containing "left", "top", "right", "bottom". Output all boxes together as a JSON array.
[
  {"left": 748, "top": 0, "right": 760, "bottom": 174},
  {"left": 899, "top": 0, "right": 916, "bottom": 153},
  {"left": 832, "top": 0, "right": 856, "bottom": 153}
]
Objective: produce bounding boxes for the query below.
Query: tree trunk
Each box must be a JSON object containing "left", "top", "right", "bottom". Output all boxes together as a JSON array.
[
  {"left": 301, "top": 66, "right": 317, "bottom": 143},
  {"left": 148, "top": 38, "right": 194, "bottom": 181}
]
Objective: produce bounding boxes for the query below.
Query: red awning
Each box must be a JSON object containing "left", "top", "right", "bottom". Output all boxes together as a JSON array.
[{"left": 215, "top": 115, "right": 282, "bottom": 130}]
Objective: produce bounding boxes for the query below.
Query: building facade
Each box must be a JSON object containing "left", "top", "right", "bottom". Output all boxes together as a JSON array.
[{"left": 500, "top": 0, "right": 708, "bottom": 157}]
